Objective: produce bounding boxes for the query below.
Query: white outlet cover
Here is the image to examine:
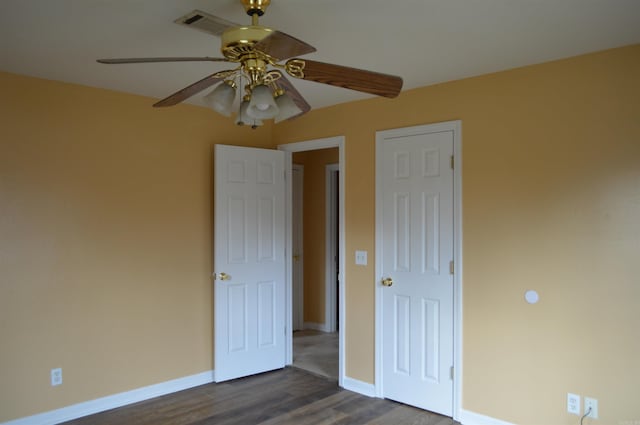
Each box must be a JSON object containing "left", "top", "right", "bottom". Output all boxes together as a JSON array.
[
  {"left": 584, "top": 397, "right": 598, "bottom": 419},
  {"left": 567, "top": 393, "right": 580, "bottom": 415}
]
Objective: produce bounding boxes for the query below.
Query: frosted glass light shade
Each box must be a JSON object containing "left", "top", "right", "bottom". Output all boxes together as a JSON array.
[
  {"left": 236, "top": 100, "right": 263, "bottom": 128},
  {"left": 203, "top": 81, "right": 236, "bottom": 117},
  {"left": 275, "top": 92, "right": 302, "bottom": 123},
  {"left": 247, "top": 85, "right": 279, "bottom": 119}
]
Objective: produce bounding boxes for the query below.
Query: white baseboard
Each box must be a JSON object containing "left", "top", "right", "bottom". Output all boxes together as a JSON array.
[
  {"left": 342, "top": 376, "right": 376, "bottom": 398},
  {"left": 2, "top": 373, "right": 514, "bottom": 425},
  {"left": 339, "top": 383, "right": 514, "bottom": 425},
  {"left": 459, "top": 409, "right": 516, "bottom": 425},
  {"left": 2, "top": 370, "right": 215, "bottom": 425},
  {"left": 303, "top": 322, "right": 330, "bottom": 332}
]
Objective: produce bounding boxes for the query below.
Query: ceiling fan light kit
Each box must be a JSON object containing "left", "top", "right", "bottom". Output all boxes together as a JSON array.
[
  {"left": 97, "top": 0, "right": 403, "bottom": 127},
  {"left": 203, "top": 80, "right": 236, "bottom": 116},
  {"left": 236, "top": 100, "right": 263, "bottom": 129},
  {"left": 274, "top": 91, "right": 302, "bottom": 123},
  {"left": 246, "top": 84, "right": 279, "bottom": 119}
]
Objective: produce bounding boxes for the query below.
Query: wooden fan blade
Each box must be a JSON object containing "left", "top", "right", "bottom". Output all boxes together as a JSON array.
[
  {"left": 286, "top": 59, "right": 403, "bottom": 98},
  {"left": 97, "top": 57, "right": 228, "bottom": 64},
  {"left": 153, "top": 71, "right": 229, "bottom": 107},
  {"left": 253, "top": 31, "right": 316, "bottom": 61},
  {"left": 276, "top": 74, "right": 311, "bottom": 120}
]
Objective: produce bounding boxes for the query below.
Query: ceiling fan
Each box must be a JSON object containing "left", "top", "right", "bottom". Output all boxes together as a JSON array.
[{"left": 98, "top": 0, "right": 403, "bottom": 127}]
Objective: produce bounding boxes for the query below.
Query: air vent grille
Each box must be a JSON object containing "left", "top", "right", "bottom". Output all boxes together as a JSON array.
[{"left": 175, "top": 10, "right": 239, "bottom": 37}]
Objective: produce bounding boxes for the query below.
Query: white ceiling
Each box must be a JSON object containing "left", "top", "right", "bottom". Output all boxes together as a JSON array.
[{"left": 1, "top": 0, "right": 639, "bottom": 111}]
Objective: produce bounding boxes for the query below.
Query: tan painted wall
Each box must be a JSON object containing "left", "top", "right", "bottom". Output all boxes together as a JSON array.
[
  {"left": 274, "top": 45, "right": 640, "bottom": 425},
  {"left": 0, "top": 71, "right": 272, "bottom": 422},
  {"left": 293, "top": 148, "right": 339, "bottom": 325},
  {"left": 2, "top": 44, "right": 639, "bottom": 425}
]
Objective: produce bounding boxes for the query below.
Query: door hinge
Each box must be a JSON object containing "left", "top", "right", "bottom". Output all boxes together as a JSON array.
[
  {"left": 450, "top": 366, "right": 454, "bottom": 380},
  {"left": 449, "top": 260, "right": 454, "bottom": 275},
  {"left": 450, "top": 155, "right": 454, "bottom": 169}
]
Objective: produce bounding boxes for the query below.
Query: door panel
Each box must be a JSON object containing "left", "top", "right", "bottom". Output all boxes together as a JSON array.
[
  {"left": 394, "top": 294, "right": 411, "bottom": 375},
  {"left": 379, "top": 129, "right": 454, "bottom": 415},
  {"left": 257, "top": 280, "right": 276, "bottom": 347},
  {"left": 228, "top": 284, "right": 248, "bottom": 352},
  {"left": 214, "top": 144, "right": 286, "bottom": 382}
]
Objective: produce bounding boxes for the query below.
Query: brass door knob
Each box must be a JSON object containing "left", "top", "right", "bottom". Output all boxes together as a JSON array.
[
  {"left": 216, "top": 272, "right": 231, "bottom": 281},
  {"left": 382, "top": 277, "right": 393, "bottom": 287}
]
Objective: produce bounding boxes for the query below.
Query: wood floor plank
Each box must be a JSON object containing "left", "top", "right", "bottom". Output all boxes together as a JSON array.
[
  {"left": 61, "top": 368, "right": 457, "bottom": 425},
  {"left": 259, "top": 391, "right": 357, "bottom": 425},
  {"left": 366, "top": 405, "right": 454, "bottom": 425}
]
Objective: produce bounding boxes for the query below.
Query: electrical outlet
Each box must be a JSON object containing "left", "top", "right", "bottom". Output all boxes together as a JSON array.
[
  {"left": 584, "top": 397, "right": 598, "bottom": 419},
  {"left": 51, "top": 368, "right": 62, "bottom": 386},
  {"left": 567, "top": 393, "right": 581, "bottom": 415}
]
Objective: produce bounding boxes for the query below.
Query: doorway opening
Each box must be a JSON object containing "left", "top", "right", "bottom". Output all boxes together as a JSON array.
[
  {"left": 291, "top": 150, "right": 339, "bottom": 380},
  {"left": 279, "top": 137, "right": 345, "bottom": 386}
]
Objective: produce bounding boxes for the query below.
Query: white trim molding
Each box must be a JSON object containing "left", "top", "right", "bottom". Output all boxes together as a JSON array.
[
  {"left": 325, "top": 163, "right": 339, "bottom": 333},
  {"left": 2, "top": 370, "right": 215, "bottom": 425},
  {"left": 342, "top": 376, "right": 377, "bottom": 398},
  {"left": 459, "top": 410, "right": 517, "bottom": 425}
]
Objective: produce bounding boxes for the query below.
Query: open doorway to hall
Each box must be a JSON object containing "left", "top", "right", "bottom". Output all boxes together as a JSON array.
[{"left": 291, "top": 147, "right": 339, "bottom": 381}]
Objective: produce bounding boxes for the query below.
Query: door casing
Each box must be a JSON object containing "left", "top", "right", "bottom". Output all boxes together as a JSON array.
[
  {"left": 374, "top": 121, "right": 463, "bottom": 420},
  {"left": 325, "top": 163, "right": 339, "bottom": 333}
]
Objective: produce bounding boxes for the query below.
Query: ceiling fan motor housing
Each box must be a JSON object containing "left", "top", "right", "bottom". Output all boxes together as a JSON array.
[{"left": 221, "top": 25, "right": 274, "bottom": 61}]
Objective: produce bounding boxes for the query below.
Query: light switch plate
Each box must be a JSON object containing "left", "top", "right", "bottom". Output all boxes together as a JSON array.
[{"left": 355, "top": 250, "right": 367, "bottom": 266}]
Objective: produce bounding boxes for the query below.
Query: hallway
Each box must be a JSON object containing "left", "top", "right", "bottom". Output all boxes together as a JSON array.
[{"left": 292, "top": 330, "right": 338, "bottom": 380}]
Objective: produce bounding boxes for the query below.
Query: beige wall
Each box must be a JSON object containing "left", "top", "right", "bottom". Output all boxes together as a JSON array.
[
  {"left": 0, "top": 71, "right": 272, "bottom": 421},
  {"left": 293, "top": 148, "right": 339, "bottom": 325},
  {"left": 274, "top": 45, "right": 640, "bottom": 425},
  {"left": 1, "top": 43, "right": 639, "bottom": 425}
]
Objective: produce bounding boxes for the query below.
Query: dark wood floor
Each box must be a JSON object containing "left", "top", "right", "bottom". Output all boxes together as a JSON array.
[{"left": 61, "top": 367, "right": 457, "bottom": 425}]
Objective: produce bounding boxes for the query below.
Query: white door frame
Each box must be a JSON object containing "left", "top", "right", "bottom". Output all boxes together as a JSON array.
[
  {"left": 374, "top": 120, "right": 463, "bottom": 421},
  {"left": 278, "top": 136, "right": 345, "bottom": 387},
  {"left": 325, "top": 163, "right": 339, "bottom": 333}
]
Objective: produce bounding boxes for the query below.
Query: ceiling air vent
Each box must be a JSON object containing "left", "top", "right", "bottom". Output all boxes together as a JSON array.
[{"left": 174, "top": 10, "right": 239, "bottom": 37}]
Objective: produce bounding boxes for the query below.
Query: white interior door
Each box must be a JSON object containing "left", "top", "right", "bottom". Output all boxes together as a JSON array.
[
  {"left": 214, "top": 144, "right": 286, "bottom": 382},
  {"left": 378, "top": 128, "right": 454, "bottom": 415}
]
